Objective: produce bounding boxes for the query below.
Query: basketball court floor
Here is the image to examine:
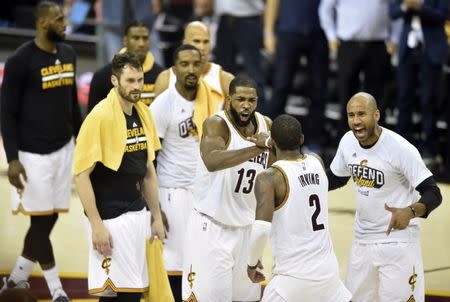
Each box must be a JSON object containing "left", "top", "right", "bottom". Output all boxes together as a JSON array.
[{"left": 0, "top": 138, "right": 449, "bottom": 301}]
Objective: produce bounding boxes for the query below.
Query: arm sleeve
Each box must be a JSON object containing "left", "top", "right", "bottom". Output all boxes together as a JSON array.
[
  {"left": 326, "top": 169, "right": 350, "bottom": 191},
  {"left": 0, "top": 54, "right": 26, "bottom": 162},
  {"left": 71, "top": 55, "right": 82, "bottom": 137},
  {"left": 389, "top": 0, "right": 406, "bottom": 19},
  {"left": 318, "top": 0, "right": 338, "bottom": 41},
  {"left": 87, "top": 67, "right": 112, "bottom": 113},
  {"left": 415, "top": 176, "right": 442, "bottom": 218},
  {"left": 418, "top": 0, "right": 449, "bottom": 24}
]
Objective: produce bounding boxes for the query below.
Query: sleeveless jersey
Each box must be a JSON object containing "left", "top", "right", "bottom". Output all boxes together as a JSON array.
[
  {"left": 169, "top": 62, "right": 224, "bottom": 97},
  {"left": 150, "top": 87, "right": 199, "bottom": 188},
  {"left": 194, "top": 111, "right": 269, "bottom": 227},
  {"left": 271, "top": 156, "right": 340, "bottom": 281}
]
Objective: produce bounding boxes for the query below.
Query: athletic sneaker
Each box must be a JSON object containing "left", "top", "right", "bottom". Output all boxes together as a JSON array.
[
  {"left": 0, "top": 276, "right": 30, "bottom": 294},
  {"left": 52, "top": 287, "right": 70, "bottom": 302}
]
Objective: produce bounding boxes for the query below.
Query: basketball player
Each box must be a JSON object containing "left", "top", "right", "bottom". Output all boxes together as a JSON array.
[
  {"left": 74, "top": 52, "right": 165, "bottom": 302},
  {"left": 150, "top": 44, "right": 219, "bottom": 301},
  {"left": 88, "top": 20, "right": 164, "bottom": 112},
  {"left": 0, "top": 2, "right": 81, "bottom": 301},
  {"left": 181, "top": 75, "right": 272, "bottom": 302},
  {"left": 247, "top": 114, "right": 351, "bottom": 302},
  {"left": 328, "top": 92, "right": 442, "bottom": 301},
  {"left": 153, "top": 21, "right": 234, "bottom": 100}
]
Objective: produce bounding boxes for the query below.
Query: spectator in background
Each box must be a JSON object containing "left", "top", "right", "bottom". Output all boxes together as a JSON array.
[
  {"left": 204, "top": 0, "right": 266, "bottom": 109},
  {"left": 88, "top": 21, "right": 164, "bottom": 112},
  {"left": 319, "top": 0, "right": 398, "bottom": 132},
  {"left": 264, "top": 0, "right": 328, "bottom": 153},
  {"left": 152, "top": 0, "right": 193, "bottom": 67},
  {"left": 390, "top": 0, "right": 450, "bottom": 165}
]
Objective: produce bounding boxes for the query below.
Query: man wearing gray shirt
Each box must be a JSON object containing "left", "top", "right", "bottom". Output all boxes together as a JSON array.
[{"left": 319, "top": 0, "right": 399, "bottom": 131}]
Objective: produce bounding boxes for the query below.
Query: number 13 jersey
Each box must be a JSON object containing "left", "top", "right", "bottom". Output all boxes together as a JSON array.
[
  {"left": 271, "top": 156, "right": 340, "bottom": 281},
  {"left": 194, "top": 110, "right": 270, "bottom": 227}
]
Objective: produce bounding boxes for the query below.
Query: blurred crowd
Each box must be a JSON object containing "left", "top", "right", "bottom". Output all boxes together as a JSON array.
[{"left": 1, "top": 0, "right": 450, "bottom": 176}]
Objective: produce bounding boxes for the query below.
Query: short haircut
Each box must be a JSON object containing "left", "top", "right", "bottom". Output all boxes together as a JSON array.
[
  {"left": 229, "top": 75, "right": 257, "bottom": 96},
  {"left": 271, "top": 114, "right": 303, "bottom": 150},
  {"left": 172, "top": 44, "right": 201, "bottom": 64},
  {"left": 35, "top": 1, "right": 59, "bottom": 21},
  {"left": 111, "top": 52, "right": 142, "bottom": 78},
  {"left": 124, "top": 20, "right": 149, "bottom": 36}
]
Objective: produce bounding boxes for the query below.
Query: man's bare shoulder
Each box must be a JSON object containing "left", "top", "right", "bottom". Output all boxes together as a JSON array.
[{"left": 154, "top": 68, "right": 171, "bottom": 96}]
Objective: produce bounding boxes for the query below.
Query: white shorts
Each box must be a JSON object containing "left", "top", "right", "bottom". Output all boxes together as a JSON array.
[
  {"left": 346, "top": 240, "right": 424, "bottom": 302},
  {"left": 262, "top": 274, "right": 351, "bottom": 302},
  {"left": 182, "top": 210, "right": 261, "bottom": 302},
  {"left": 86, "top": 209, "right": 151, "bottom": 297},
  {"left": 159, "top": 187, "right": 195, "bottom": 274},
  {"left": 11, "top": 139, "right": 74, "bottom": 215}
]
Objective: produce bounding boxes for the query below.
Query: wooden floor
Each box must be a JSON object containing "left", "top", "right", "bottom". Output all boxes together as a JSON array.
[{"left": 0, "top": 138, "right": 449, "bottom": 301}]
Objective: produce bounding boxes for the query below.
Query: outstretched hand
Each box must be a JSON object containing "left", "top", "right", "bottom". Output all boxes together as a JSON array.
[
  {"left": 385, "top": 203, "right": 414, "bottom": 235},
  {"left": 247, "top": 260, "right": 265, "bottom": 283}
]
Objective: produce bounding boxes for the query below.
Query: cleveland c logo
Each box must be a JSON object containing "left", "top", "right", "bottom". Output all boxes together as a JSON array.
[{"left": 101, "top": 257, "right": 112, "bottom": 275}]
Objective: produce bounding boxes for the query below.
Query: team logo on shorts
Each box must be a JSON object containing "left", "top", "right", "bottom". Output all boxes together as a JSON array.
[
  {"left": 187, "top": 265, "right": 196, "bottom": 289},
  {"left": 185, "top": 292, "right": 198, "bottom": 302},
  {"left": 102, "top": 257, "right": 112, "bottom": 275},
  {"left": 407, "top": 266, "right": 417, "bottom": 301}
]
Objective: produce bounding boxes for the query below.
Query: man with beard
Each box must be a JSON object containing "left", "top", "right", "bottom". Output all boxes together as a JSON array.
[
  {"left": 150, "top": 44, "right": 222, "bottom": 301},
  {"left": 327, "top": 92, "right": 442, "bottom": 301},
  {"left": 181, "top": 75, "right": 272, "bottom": 302},
  {"left": 0, "top": 2, "right": 81, "bottom": 301},
  {"left": 154, "top": 21, "right": 234, "bottom": 102},
  {"left": 74, "top": 52, "right": 165, "bottom": 301},
  {"left": 88, "top": 21, "right": 164, "bottom": 112}
]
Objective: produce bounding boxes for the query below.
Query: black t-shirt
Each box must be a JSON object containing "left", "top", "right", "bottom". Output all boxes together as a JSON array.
[
  {"left": 91, "top": 107, "right": 148, "bottom": 219},
  {"left": 1, "top": 41, "right": 82, "bottom": 161}
]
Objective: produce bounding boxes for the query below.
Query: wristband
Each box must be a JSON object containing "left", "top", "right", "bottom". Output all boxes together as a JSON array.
[
  {"left": 264, "top": 136, "right": 271, "bottom": 149},
  {"left": 408, "top": 205, "right": 416, "bottom": 218}
]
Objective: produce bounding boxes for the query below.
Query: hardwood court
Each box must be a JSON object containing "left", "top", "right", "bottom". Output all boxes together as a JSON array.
[{"left": 0, "top": 141, "right": 449, "bottom": 301}]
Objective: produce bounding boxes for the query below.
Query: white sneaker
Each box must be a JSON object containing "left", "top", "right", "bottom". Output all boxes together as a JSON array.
[{"left": 52, "top": 287, "right": 70, "bottom": 302}]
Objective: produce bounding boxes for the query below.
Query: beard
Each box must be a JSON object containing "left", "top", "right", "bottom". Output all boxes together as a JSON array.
[
  {"left": 118, "top": 85, "right": 141, "bottom": 103},
  {"left": 47, "top": 28, "right": 65, "bottom": 42},
  {"left": 229, "top": 105, "right": 255, "bottom": 127},
  {"left": 184, "top": 75, "right": 198, "bottom": 91}
]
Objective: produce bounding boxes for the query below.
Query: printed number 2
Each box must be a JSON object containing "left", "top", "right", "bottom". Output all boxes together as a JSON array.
[
  {"left": 309, "top": 194, "right": 325, "bottom": 231},
  {"left": 234, "top": 168, "right": 256, "bottom": 194}
]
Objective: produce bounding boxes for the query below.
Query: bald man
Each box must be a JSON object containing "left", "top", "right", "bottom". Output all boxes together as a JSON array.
[
  {"left": 326, "top": 92, "right": 442, "bottom": 302},
  {"left": 153, "top": 21, "right": 234, "bottom": 100}
]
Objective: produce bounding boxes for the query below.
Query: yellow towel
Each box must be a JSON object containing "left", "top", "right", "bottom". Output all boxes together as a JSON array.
[
  {"left": 193, "top": 78, "right": 222, "bottom": 138},
  {"left": 144, "top": 239, "right": 175, "bottom": 302},
  {"left": 74, "top": 88, "right": 160, "bottom": 174}
]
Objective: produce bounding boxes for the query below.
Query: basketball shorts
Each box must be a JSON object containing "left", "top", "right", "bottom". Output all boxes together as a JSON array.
[
  {"left": 86, "top": 209, "right": 151, "bottom": 297},
  {"left": 346, "top": 240, "right": 424, "bottom": 302},
  {"left": 159, "top": 187, "right": 195, "bottom": 274},
  {"left": 182, "top": 210, "right": 261, "bottom": 302},
  {"left": 11, "top": 138, "right": 74, "bottom": 215},
  {"left": 262, "top": 274, "right": 351, "bottom": 302}
]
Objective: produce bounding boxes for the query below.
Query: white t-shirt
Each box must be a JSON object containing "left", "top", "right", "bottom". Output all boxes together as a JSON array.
[
  {"left": 194, "top": 110, "right": 270, "bottom": 227},
  {"left": 169, "top": 63, "right": 224, "bottom": 98},
  {"left": 271, "top": 156, "right": 340, "bottom": 281},
  {"left": 330, "top": 127, "right": 432, "bottom": 242},
  {"left": 214, "top": 0, "right": 264, "bottom": 17},
  {"left": 150, "top": 87, "right": 199, "bottom": 188}
]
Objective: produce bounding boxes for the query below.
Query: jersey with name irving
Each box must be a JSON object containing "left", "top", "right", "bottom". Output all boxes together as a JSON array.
[
  {"left": 271, "top": 156, "right": 339, "bottom": 281},
  {"left": 194, "top": 110, "right": 270, "bottom": 227}
]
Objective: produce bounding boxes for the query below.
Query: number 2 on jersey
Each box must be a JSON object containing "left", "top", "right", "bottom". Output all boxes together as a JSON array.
[
  {"left": 309, "top": 194, "right": 325, "bottom": 231},
  {"left": 234, "top": 168, "right": 256, "bottom": 194}
]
